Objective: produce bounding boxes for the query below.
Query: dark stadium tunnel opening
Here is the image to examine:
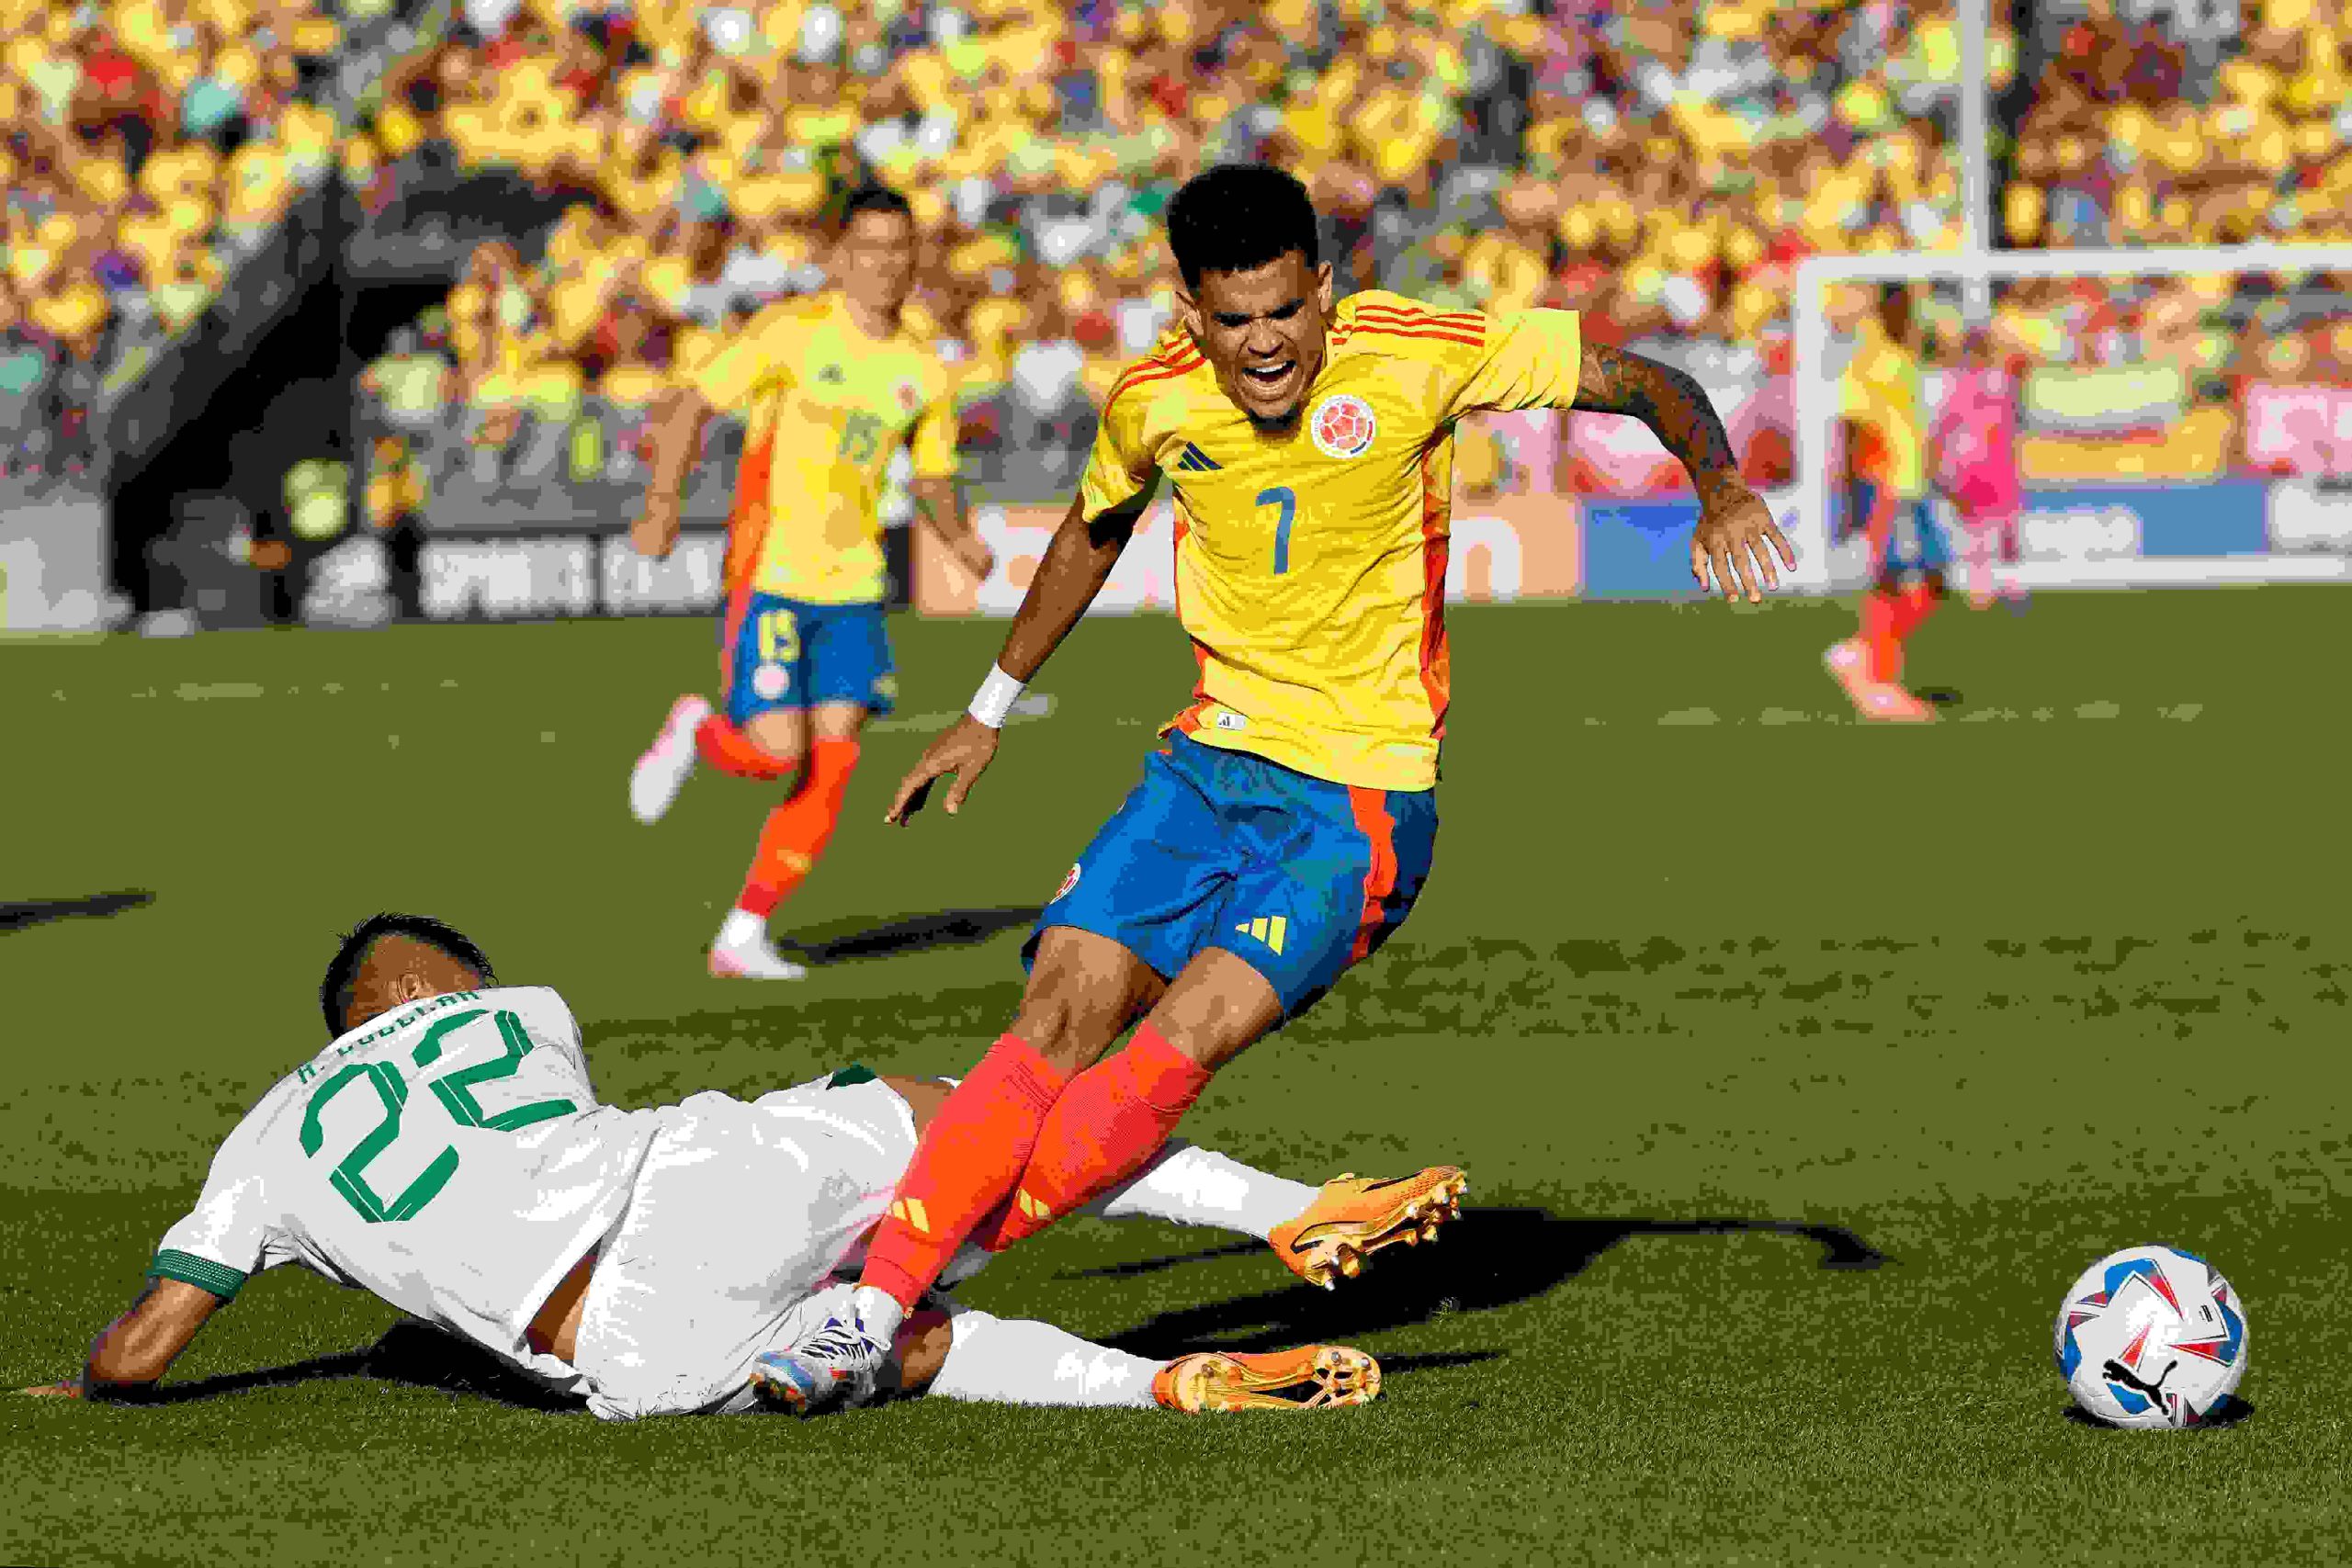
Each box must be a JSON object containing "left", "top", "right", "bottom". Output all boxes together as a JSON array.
[
  {"left": 107, "top": 276, "right": 449, "bottom": 616},
  {"left": 0, "top": 891, "right": 155, "bottom": 934},
  {"left": 1095, "top": 1209, "right": 1889, "bottom": 1358}
]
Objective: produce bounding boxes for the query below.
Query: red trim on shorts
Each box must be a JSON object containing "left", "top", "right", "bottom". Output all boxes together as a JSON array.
[
  {"left": 1348, "top": 787, "right": 1400, "bottom": 963},
  {"left": 1416, "top": 446, "right": 1453, "bottom": 740}
]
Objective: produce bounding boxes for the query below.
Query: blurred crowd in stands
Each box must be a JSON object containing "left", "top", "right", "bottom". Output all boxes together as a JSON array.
[{"left": 7, "top": 0, "right": 2352, "bottom": 508}]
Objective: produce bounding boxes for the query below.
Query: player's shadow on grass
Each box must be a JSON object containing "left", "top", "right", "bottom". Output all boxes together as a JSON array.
[
  {"left": 150, "top": 1320, "right": 579, "bottom": 1412},
  {"left": 1091, "top": 1207, "right": 1889, "bottom": 1359},
  {"left": 1, "top": 891, "right": 153, "bottom": 934},
  {"left": 774, "top": 906, "right": 1044, "bottom": 964}
]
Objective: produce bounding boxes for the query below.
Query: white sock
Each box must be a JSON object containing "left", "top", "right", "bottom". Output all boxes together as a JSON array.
[
  {"left": 718, "top": 908, "right": 767, "bottom": 949},
  {"left": 850, "top": 1283, "right": 904, "bottom": 1347},
  {"left": 924, "top": 1305, "right": 1160, "bottom": 1409},
  {"left": 1087, "top": 1142, "right": 1318, "bottom": 1240}
]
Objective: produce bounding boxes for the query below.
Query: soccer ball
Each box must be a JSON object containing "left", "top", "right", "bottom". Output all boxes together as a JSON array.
[{"left": 2053, "top": 1245, "right": 2247, "bottom": 1428}]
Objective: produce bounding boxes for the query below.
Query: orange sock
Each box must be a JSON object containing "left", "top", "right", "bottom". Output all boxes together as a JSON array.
[
  {"left": 696, "top": 714, "right": 798, "bottom": 782},
  {"left": 860, "top": 1034, "right": 1069, "bottom": 1312},
  {"left": 976, "top": 1022, "right": 1216, "bottom": 1253},
  {"left": 1861, "top": 589, "right": 1903, "bottom": 683},
  {"left": 1894, "top": 581, "right": 1939, "bottom": 641},
  {"left": 738, "top": 737, "right": 856, "bottom": 917}
]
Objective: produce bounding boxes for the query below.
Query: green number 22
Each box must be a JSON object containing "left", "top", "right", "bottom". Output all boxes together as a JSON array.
[{"left": 299, "top": 1009, "right": 577, "bottom": 1224}]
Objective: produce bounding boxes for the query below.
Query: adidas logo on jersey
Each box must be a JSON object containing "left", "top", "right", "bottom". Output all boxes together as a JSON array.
[
  {"left": 1234, "top": 916, "right": 1288, "bottom": 956},
  {"left": 1174, "top": 443, "right": 1222, "bottom": 472}
]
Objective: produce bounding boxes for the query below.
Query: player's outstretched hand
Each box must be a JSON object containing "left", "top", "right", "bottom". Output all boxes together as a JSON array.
[
  {"left": 885, "top": 716, "right": 1000, "bottom": 825},
  {"left": 1690, "top": 484, "right": 1796, "bottom": 604},
  {"left": 18, "top": 1381, "right": 80, "bottom": 1397}
]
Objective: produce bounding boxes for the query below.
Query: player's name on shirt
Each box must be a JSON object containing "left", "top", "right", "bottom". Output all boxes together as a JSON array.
[{"left": 296, "top": 989, "right": 489, "bottom": 1084}]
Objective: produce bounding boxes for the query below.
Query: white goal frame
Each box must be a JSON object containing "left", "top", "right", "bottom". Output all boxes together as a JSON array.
[{"left": 1788, "top": 241, "right": 2352, "bottom": 591}]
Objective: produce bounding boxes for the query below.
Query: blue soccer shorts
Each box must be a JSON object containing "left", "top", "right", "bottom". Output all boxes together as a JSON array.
[
  {"left": 720, "top": 591, "right": 898, "bottom": 724},
  {"left": 1857, "top": 482, "right": 1954, "bottom": 580},
  {"left": 1026, "top": 731, "right": 1439, "bottom": 1018}
]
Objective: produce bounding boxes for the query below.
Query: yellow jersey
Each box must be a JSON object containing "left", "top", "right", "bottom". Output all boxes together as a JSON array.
[
  {"left": 1838, "top": 325, "right": 1928, "bottom": 501},
  {"left": 692, "top": 292, "right": 958, "bottom": 604},
  {"left": 1079, "top": 291, "right": 1583, "bottom": 793}
]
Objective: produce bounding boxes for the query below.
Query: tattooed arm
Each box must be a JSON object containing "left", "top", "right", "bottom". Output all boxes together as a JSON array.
[{"left": 1572, "top": 343, "right": 1795, "bottom": 602}]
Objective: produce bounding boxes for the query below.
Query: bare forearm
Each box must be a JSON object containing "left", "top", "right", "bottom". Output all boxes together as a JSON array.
[
  {"left": 642, "top": 388, "right": 710, "bottom": 510},
  {"left": 1573, "top": 344, "right": 1745, "bottom": 501},
  {"left": 993, "top": 498, "right": 1138, "bottom": 681},
  {"left": 912, "top": 478, "right": 972, "bottom": 547},
  {"left": 80, "top": 1279, "right": 218, "bottom": 1397}
]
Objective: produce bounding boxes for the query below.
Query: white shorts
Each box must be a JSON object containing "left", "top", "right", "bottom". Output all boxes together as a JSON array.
[{"left": 571, "top": 1075, "right": 917, "bottom": 1420}]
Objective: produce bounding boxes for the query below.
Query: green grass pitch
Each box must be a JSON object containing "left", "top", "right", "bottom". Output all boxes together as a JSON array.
[{"left": 4, "top": 588, "right": 2347, "bottom": 1566}]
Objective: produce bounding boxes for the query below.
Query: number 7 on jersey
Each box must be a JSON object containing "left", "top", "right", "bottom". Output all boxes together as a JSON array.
[{"left": 1257, "top": 486, "right": 1296, "bottom": 575}]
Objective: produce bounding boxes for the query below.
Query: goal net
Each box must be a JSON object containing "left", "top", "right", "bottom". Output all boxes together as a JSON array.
[{"left": 1786, "top": 242, "right": 2352, "bottom": 596}]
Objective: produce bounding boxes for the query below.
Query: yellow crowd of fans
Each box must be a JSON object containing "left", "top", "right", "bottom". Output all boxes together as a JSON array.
[
  {"left": 8, "top": 0, "right": 2351, "bottom": 410},
  {"left": 2, "top": 0, "right": 348, "bottom": 359}
]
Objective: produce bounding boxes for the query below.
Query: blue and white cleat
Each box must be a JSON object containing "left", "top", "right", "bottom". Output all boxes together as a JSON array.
[{"left": 749, "top": 1315, "right": 890, "bottom": 1415}]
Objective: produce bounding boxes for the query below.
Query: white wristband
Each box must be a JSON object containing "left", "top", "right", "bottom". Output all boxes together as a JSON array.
[{"left": 967, "top": 664, "right": 1027, "bottom": 729}]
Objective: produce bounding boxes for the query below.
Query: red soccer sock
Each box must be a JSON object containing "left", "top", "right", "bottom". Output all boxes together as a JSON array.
[
  {"left": 1893, "top": 580, "right": 1939, "bottom": 641},
  {"left": 975, "top": 1022, "right": 1216, "bottom": 1253},
  {"left": 737, "top": 737, "right": 856, "bottom": 918},
  {"left": 695, "top": 714, "right": 799, "bottom": 782},
  {"left": 1860, "top": 588, "right": 1904, "bottom": 683},
  {"left": 859, "top": 1034, "right": 1070, "bottom": 1312}
]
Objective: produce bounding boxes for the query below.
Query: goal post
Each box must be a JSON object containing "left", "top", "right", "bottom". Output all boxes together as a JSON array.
[{"left": 1789, "top": 241, "right": 2352, "bottom": 593}]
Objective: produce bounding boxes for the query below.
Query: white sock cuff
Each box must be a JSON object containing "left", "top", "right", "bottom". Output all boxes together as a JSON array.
[
  {"left": 1091, "top": 1142, "right": 1318, "bottom": 1241},
  {"left": 925, "top": 1305, "right": 1160, "bottom": 1409}
]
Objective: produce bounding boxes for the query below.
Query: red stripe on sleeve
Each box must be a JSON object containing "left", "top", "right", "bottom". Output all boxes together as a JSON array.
[{"left": 1416, "top": 445, "right": 1453, "bottom": 739}]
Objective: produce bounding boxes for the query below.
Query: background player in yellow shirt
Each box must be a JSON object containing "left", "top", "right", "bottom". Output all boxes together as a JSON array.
[
  {"left": 756, "top": 165, "right": 1794, "bottom": 1409},
  {"left": 1822, "top": 285, "right": 1944, "bottom": 723},
  {"left": 625, "top": 188, "right": 994, "bottom": 979}
]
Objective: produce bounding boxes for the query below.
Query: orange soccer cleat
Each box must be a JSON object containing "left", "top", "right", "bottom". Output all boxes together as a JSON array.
[
  {"left": 1152, "top": 1345, "right": 1381, "bottom": 1413},
  {"left": 1268, "top": 1167, "right": 1468, "bottom": 1290}
]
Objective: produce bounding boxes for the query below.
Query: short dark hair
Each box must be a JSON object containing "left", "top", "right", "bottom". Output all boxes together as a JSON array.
[
  {"left": 1167, "top": 164, "right": 1320, "bottom": 291},
  {"left": 838, "top": 183, "right": 914, "bottom": 233},
  {"left": 321, "top": 913, "right": 496, "bottom": 1038}
]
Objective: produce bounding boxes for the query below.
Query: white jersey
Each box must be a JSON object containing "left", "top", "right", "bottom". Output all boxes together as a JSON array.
[{"left": 152, "top": 987, "right": 661, "bottom": 1393}]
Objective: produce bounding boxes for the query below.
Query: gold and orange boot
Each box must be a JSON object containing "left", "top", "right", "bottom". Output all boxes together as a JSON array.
[
  {"left": 1151, "top": 1346, "right": 1381, "bottom": 1412},
  {"left": 1268, "top": 1168, "right": 1468, "bottom": 1290}
]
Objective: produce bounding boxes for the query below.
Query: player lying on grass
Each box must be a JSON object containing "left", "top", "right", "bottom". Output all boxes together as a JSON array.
[
  {"left": 759, "top": 162, "right": 1792, "bottom": 1405},
  {"left": 22, "top": 914, "right": 1438, "bottom": 1417}
]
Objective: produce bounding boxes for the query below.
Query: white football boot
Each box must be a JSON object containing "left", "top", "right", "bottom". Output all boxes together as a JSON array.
[
  {"left": 708, "top": 908, "right": 808, "bottom": 980},
  {"left": 748, "top": 1312, "right": 892, "bottom": 1414},
  {"left": 629, "top": 694, "right": 712, "bottom": 825}
]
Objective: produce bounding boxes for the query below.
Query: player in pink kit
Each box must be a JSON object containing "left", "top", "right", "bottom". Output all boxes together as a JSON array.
[{"left": 1930, "top": 345, "right": 2025, "bottom": 611}]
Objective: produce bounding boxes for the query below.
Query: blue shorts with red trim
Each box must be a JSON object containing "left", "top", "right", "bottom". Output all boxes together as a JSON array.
[
  {"left": 1025, "top": 731, "right": 1438, "bottom": 1018},
  {"left": 722, "top": 592, "right": 898, "bottom": 724},
  {"left": 1856, "top": 482, "right": 1953, "bottom": 579}
]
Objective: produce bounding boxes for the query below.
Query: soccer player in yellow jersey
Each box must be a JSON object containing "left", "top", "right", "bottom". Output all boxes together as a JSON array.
[
  {"left": 1822, "top": 285, "right": 1944, "bottom": 723},
  {"left": 757, "top": 165, "right": 1792, "bottom": 1407},
  {"left": 625, "top": 187, "right": 994, "bottom": 978}
]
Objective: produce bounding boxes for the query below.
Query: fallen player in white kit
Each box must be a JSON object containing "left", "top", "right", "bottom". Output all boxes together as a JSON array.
[{"left": 25, "top": 914, "right": 1448, "bottom": 1417}]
